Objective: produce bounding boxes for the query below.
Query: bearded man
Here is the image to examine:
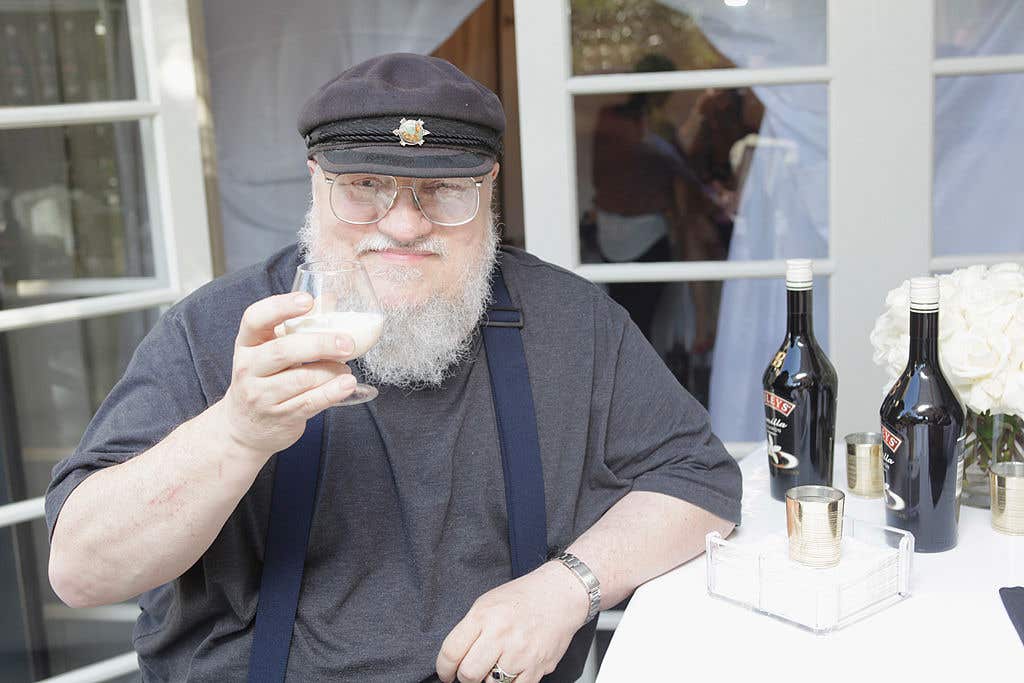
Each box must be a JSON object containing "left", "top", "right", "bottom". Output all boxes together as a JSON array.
[{"left": 45, "top": 54, "right": 741, "bottom": 683}]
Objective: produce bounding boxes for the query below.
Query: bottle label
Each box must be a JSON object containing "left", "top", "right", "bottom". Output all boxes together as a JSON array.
[
  {"left": 764, "top": 390, "right": 796, "bottom": 417},
  {"left": 765, "top": 391, "right": 799, "bottom": 471},
  {"left": 881, "top": 424, "right": 909, "bottom": 515},
  {"left": 881, "top": 425, "right": 903, "bottom": 452}
]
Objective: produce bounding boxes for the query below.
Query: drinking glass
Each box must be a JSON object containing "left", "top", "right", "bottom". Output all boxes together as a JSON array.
[{"left": 285, "top": 260, "right": 384, "bottom": 406}]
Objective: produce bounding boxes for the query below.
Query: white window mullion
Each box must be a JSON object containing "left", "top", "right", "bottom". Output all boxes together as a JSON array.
[
  {"left": 0, "top": 288, "right": 179, "bottom": 333},
  {"left": 934, "top": 54, "right": 1024, "bottom": 76},
  {"left": 567, "top": 65, "right": 831, "bottom": 96},
  {"left": 36, "top": 653, "right": 139, "bottom": 683},
  {"left": 513, "top": 0, "right": 577, "bottom": 267},
  {"left": 829, "top": 0, "right": 935, "bottom": 438},
  {"left": 137, "top": 0, "right": 213, "bottom": 297},
  {"left": 14, "top": 277, "right": 162, "bottom": 299},
  {"left": 0, "top": 101, "right": 158, "bottom": 129},
  {"left": 576, "top": 258, "right": 836, "bottom": 284},
  {"left": 0, "top": 498, "right": 44, "bottom": 530}
]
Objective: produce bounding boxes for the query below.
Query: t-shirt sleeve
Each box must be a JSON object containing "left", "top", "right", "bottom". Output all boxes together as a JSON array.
[
  {"left": 602, "top": 315, "right": 742, "bottom": 525},
  {"left": 44, "top": 311, "right": 208, "bottom": 541}
]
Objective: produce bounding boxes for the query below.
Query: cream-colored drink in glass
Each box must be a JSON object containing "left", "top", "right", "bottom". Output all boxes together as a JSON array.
[{"left": 285, "top": 260, "right": 384, "bottom": 405}]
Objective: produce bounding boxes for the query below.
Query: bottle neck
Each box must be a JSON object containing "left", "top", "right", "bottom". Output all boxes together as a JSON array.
[
  {"left": 786, "top": 288, "right": 814, "bottom": 337},
  {"left": 909, "top": 309, "right": 940, "bottom": 364}
]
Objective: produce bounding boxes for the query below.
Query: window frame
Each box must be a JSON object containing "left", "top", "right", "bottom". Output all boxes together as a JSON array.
[
  {"left": 0, "top": 0, "right": 212, "bottom": 333},
  {"left": 0, "top": 2, "right": 211, "bottom": 679},
  {"left": 512, "top": 0, "right": 1024, "bottom": 452}
]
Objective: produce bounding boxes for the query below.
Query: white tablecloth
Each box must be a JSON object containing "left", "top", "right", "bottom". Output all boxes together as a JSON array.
[{"left": 596, "top": 446, "right": 1024, "bottom": 681}]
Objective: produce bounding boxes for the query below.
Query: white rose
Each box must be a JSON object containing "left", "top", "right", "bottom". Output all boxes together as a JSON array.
[
  {"left": 966, "top": 303, "right": 1014, "bottom": 337},
  {"left": 961, "top": 284, "right": 1004, "bottom": 325},
  {"left": 884, "top": 333, "right": 910, "bottom": 376},
  {"left": 943, "top": 329, "right": 1010, "bottom": 382},
  {"left": 1002, "top": 370, "right": 1024, "bottom": 417},
  {"left": 883, "top": 288, "right": 910, "bottom": 331},
  {"left": 870, "top": 311, "right": 902, "bottom": 365},
  {"left": 955, "top": 266, "right": 987, "bottom": 301},
  {"left": 966, "top": 383, "right": 996, "bottom": 414},
  {"left": 1009, "top": 299, "right": 1024, "bottom": 338},
  {"left": 939, "top": 305, "right": 968, "bottom": 341},
  {"left": 885, "top": 280, "right": 911, "bottom": 310},
  {"left": 985, "top": 270, "right": 1024, "bottom": 304}
]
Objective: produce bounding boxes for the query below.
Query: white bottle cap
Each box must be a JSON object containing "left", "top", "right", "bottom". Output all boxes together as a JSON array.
[
  {"left": 910, "top": 276, "right": 939, "bottom": 312},
  {"left": 785, "top": 259, "right": 813, "bottom": 290}
]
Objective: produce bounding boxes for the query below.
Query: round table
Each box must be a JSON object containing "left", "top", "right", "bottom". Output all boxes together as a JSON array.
[{"left": 595, "top": 446, "right": 1024, "bottom": 681}]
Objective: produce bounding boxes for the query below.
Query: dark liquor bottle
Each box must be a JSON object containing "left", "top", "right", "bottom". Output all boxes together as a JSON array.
[
  {"left": 880, "top": 277, "right": 965, "bottom": 553},
  {"left": 763, "top": 260, "right": 839, "bottom": 501}
]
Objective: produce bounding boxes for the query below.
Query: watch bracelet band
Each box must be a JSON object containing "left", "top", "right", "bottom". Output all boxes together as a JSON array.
[{"left": 554, "top": 551, "right": 601, "bottom": 623}]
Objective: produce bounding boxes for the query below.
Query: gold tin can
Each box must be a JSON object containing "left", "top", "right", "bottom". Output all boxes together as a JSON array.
[
  {"left": 786, "top": 485, "right": 845, "bottom": 568},
  {"left": 844, "top": 432, "right": 884, "bottom": 498},
  {"left": 990, "top": 461, "right": 1024, "bottom": 536}
]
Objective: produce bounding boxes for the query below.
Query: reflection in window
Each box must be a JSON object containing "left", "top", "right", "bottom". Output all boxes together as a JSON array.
[
  {"left": 1, "top": 308, "right": 161, "bottom": 501},
  {"left": 0, "top": 122, "right": 153, "bottom": 310},
  {"left": 570, "top": 0, "right": 826, "bottom": 76},
  {"left": 934, "top": 73, "right": 1024, "bottom": 257},
  {"left": 0, "top": 517, "right": 139, "bottom": 682},
  {"left": 935, "top": 0, "right": 1024, "bottom": 58},
  {"left": 0, "top": 1, "right": 136, "bottom": 106},
  {"left": 572, "top": 1, "right": 830, "bottom": 443},
  {"left": 578, "top": 85, "right": 763, "bottom": 272},
  {"left": 576, "top": 83, "right": 827, "bottom": 275},
  {"left": 933, "top": 2, "right": 1024, "bottom": 258},
  {"left": 0, "top": 307, "right": 159, "bottom": 680}
]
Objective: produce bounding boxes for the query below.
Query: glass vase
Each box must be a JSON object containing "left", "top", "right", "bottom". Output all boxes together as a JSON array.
[{"left": 961, "top": 411, "right": 1024, "bottom": 509}]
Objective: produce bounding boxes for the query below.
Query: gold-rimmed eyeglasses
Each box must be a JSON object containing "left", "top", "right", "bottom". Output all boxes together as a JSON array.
[{"left": 322, "top": 171, "right": 484, "bottom": 227}]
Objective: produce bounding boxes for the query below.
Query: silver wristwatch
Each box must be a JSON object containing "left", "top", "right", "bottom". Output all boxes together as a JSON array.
[{"left": 554, "top": 551, "right": 601, "bottom": 623}]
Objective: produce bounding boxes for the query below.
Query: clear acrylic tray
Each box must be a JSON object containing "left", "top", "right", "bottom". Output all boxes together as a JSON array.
[{"left": 705, "top": 517, "right": 914, "bottom": 634}]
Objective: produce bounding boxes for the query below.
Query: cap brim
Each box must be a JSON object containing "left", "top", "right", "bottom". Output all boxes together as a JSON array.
[{"left": 313, "top": 145, "right": 495, "bottom": 178}]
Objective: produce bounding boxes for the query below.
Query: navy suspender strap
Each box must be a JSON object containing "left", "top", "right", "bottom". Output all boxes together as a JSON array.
[
  {"left": 246, "top": 264, "right": 551, "bottom": 681},
  {"left": 247, "top": 413, "right": 324, "bottom": 683},
  {"left": 481, "top": 268, "right": 550, "bottom": 578}
]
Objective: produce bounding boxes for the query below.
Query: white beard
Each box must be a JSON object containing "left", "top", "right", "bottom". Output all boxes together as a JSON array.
[{"left": 297, "top": 202, "right": 500, "bottom": 389}]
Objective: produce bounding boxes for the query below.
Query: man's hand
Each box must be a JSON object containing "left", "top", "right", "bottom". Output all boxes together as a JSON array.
[
  {"left": 218, "top": 292, "right": 358, "bottom": 462},
  {"left": 436, "top": 562, "right": 589, "bottom": 683}
]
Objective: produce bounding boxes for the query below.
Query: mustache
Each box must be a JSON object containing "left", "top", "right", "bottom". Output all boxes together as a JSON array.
[{"left": 355, "top": 233, "right": 449, "bottom": 257}]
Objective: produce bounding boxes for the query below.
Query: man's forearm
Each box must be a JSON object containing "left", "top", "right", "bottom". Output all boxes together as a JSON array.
[
  {"left": 48, "top": 399, "right": 267, "bottom": 608},
  {"left": 564, "top": 491, "right": 735, "bottom": 611}
]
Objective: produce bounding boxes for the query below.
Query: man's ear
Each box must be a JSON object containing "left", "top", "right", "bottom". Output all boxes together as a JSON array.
[
  {"left": 307, "top": 159, "right": 318, "bottom": 176},
  {"left": 490, "top": 161, "right": 500, "bottom": 180}
]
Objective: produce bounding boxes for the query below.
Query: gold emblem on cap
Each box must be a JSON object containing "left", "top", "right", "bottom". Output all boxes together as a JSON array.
[{"left": 393, "top": 118, "right": 430, "bottom": 146}]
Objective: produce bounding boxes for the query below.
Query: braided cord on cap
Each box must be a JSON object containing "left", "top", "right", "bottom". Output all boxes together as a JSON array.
[{"left": 306, "top": 115, "right": 501, "bottom": 156}]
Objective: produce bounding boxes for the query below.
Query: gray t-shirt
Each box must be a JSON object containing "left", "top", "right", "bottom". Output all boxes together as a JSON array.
[{"left": 46, "top": 244, "right": 741, "bottom": 682}]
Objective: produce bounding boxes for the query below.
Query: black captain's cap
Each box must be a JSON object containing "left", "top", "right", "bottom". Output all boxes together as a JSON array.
[{"left": 297, "top": 53, "right": 505, "bottom": 178}]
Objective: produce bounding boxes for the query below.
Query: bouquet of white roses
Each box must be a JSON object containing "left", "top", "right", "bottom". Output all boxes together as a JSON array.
[{"left": 870, "top": 263, "right": 1024, "bottom": 417}]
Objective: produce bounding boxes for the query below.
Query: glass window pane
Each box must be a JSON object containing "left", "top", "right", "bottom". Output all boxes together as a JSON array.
[
  {"left": 570, "top": 0, "right": 826, "bottom": 76},
  {"left": 576, "top": 84, "right": 827, "bottom": 264},
  {"left": 934, "top": 73, "right": 1024, "bottom": 256},
  {"left": 0, "top": 520, "right": 137, "bottom": 681},
  {"left": 0, "top": 121, "right": 156, "bottom": 309},
  {"left": 935, "top": 0, "right": 1024, "bottom": 58},
  {"left": 0, "top": 0, "right": 137, "bottom": 106},
  {"left": 608, "top": 276, "right": 828, "bottom": 443},
  {"left": 0, "top": 308, "right": 157, "bottom": 679},
  {"left": 1, "top": 307, "right": 161, "bottom": 502}
]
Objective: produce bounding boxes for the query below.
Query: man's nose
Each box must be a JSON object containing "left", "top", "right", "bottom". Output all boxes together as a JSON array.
[{"left": 376, "top": 186, "right": 434, "bottom": 243}]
